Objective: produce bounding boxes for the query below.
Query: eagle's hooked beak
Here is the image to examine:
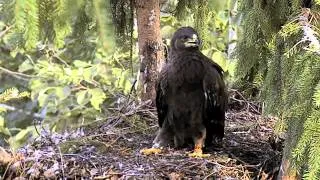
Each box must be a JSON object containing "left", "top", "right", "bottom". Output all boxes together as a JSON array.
[{"left": 184, "top": 34, "right": 200, "bottom": 47}]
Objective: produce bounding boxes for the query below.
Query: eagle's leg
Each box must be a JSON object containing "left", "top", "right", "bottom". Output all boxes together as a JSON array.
[
  {"left": 140, "top": 127, "right": 172, "bottom": 155},
  {"left": 188, "top": 127, "right": 210, "bottom": 158}
]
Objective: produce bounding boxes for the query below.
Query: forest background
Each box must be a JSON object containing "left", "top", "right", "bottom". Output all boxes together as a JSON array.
[{"left": 0, "top": 0, "right": 319, "bottom": 179}]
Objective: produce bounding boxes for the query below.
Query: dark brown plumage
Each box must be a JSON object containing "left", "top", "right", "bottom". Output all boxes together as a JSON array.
[{"left": 141, "top": 27, "right": 227, "bottom": 157}]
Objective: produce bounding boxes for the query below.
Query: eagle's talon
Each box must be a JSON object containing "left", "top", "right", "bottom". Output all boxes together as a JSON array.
[
  {"left": 187, "top": 147, "right": 210, "bottom": 158},
  {"left": 188, "top": 151, "right": 210, "bottom": 158},
  {"left": 140, "top": 148, "right": 162, "bottom": 155}
]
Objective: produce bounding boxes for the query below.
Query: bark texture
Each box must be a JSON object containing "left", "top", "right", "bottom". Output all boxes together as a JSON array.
[{"left": 135, "top": 0, "right": 164, "bottom": 105}]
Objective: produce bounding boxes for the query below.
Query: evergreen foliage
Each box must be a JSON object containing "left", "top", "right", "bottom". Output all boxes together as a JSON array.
[
  {"left": 173, "top": 0, "right": 229, "bottom": 49},
  {"left": 236, "top": 0, "right": 320, "bottom": 178},
  {"left": 110, "top": 0, "right": 134, "bottom": 49},
  {"left": 0, "top": 88, "right": 29, "bottom": 103},
  {"left": 0, "top": 0, "right": 114, "bottom": 52}
]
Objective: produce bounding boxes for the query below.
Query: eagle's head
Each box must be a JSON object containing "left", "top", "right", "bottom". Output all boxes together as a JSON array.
[{"left": 171, "top": 27, "right": 201, "bottom": 51}]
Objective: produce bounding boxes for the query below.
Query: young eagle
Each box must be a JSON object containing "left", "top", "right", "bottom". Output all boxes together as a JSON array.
[{"left": 141, "top": 27, "right": 227, "bottom": 157}]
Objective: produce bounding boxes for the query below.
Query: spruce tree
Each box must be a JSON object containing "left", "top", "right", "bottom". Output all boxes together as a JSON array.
[{"left": 235, "top": 0, "right": 320, "bottom": 178}]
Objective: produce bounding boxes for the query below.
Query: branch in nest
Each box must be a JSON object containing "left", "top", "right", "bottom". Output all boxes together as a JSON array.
[{"left": 229, "top": 89, "right": 261, "bottom": 114}]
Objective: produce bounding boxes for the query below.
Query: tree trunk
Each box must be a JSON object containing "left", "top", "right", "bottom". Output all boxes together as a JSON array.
[
  {"left": 278, "top": 159, "right": 299, "bottom": 180},
  {"left": 135, "top": 0, "right": 164, "bottom": 105},
  {"left": 227, "top": 0, "right": 239, "bottom": 60}
]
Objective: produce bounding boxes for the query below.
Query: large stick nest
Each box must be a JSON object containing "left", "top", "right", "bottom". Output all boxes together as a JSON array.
[{"left": 0, "top": 90, "right": 284, "bottom": 179}]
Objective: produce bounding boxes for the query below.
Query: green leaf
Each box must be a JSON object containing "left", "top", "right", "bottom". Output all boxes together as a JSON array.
[
  {"left": 18, "top": 60, "right": 34, "bottom": 72},
  {"left": 76, "top": 90, "right": 89, "bottom": 105},
  {"left": 226, "top": 61, "right": 237, "bottom": 77},
  {"left": 83, "top": 67, "right": 93, "bottom": 81},
  {"left": 124, "top": 80, "right": 132, "bottom": 94},
  {"left": 89, "top": 88, "right": 106, "bottom": 110},
  {"left": 38, "top": 88, "right": 50, "bottom": 107},
  {"left": 55, "top": 86, "right": 71, "bottom": 101},
  {"left": 14, "top": 129, "right": 30, "bottom": 142},
  {"left": 8, "top": 126, "right": 38, "bottom": 150},
  {"left": 212, "top": 51, "right": 227, "bottom": 71},
  {"left": 0, "top": 116, "right": 4, "bottom": 127},
  {"left": 0, "top": 117, "right": 11, "bottom": 136},
  {"left": 73, "top": 60, "right": 91, "bottom": 67},
  {"left": 112, "top": 67, "right": 123, "bottom": 77},
  {"left": 30, "top": 79, "right": 45, "bottom": 91}
]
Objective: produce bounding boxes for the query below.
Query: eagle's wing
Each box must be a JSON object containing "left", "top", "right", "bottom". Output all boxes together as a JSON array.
[
  {"left": 156, "top": 67, "right": 168, "bottom": 128},
  {"left": 203, "top": 61, "right": 227, "bottom": 143}
]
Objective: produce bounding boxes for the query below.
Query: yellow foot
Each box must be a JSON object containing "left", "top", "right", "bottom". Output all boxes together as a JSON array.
[
  {"left": 187, "top": 148, "right": 210, "bottom": 158},
  {"left": 188, "top": 151, "right": 210, "bottom": 158},
  {"left": 140, "top": 148, "right": 162, "bottom": 155}
]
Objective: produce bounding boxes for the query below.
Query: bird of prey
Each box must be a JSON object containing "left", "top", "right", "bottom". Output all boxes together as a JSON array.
[{"left": 141, "top": 27, "right": 227, "bottom": 158}]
